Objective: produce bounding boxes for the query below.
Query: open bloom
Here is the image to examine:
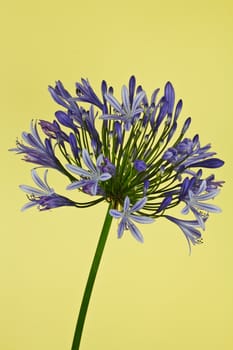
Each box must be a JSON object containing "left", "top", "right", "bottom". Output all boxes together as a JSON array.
[
  {"left": 110, "top": 196, "right": 154, "bottom": 242},
  {"left": 11, "top": 76, "right": 224, "bottom": 252},
  {"left": 100, "top": 85, "right": 145, "bottom": 131},
  {"left": 165, "top": 215, "right": 203, "bottom": 254},
  {"left": 11, "top": 121, "right": 61, "bottom": 170},
  {"left": 66, "top": 149, "right": 113, "bottom": 195},
  {"left": 20, "top": 169, "right": 78, "bottom": 211},
  {"left": 180, "top": 177, "right": 221, "bottom": 229}
]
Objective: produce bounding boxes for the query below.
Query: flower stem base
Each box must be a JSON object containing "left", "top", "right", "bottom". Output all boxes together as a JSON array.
[{"left": 71, "top": 202, "right": 113, "bottom": 350}]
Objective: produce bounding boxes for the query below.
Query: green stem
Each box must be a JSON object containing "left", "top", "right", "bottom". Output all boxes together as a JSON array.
[{"left": 71, "top": 202, "right": 113, "bottom": 350}]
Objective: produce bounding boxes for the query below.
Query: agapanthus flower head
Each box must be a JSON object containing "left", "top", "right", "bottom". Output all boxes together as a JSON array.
[{"left": 11, "top": 75, "right": 224, "bottom": 253}]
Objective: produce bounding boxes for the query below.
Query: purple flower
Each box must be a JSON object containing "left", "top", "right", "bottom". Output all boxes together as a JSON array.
[
  {"left": 11, "top": 121, "right": 61, "bottom": 170},
  {"left": 100, "top": 85, "right": 145, "bottom": 131},
  {"left": 165, "top": 215, "right": 203, "bottom": 254},
  {"left": 75, "top": 78, "right": 104, "bottom": 110},
  {"left": 163, "top": 136, "right": 224, "bottom": 172},
  {"left": 110, "top": 196, "right": 154, "bottom": 242},
  {"left": 205, "top": 174, "right": 225, "bottom": 191},
  {"left": 20, "top": 169, "right": 77, "bottom": 211},
  {"left": 55, "top": 111, "right": 78, "bottom": 132},
  {"left": 49, "top": 80, "right": 81, "bottom": 116},
  {"left": 66, "top": 149, "right": 112, "bottom": 195},
  {"left": 39, "top": 119, "right": 69, "bottom": 145},
  {"left": 180, "top": 178, "right": 221, "bottom": 229}
]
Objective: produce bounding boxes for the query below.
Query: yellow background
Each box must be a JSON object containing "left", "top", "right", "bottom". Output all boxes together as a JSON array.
[{"left": 1, "top": 0, "right": 232, "bottom": 349}]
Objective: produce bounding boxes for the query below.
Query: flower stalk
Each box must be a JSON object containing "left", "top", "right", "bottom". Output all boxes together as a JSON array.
[{"left": 71, "top": 202, "right": 113, "bottom": 350}]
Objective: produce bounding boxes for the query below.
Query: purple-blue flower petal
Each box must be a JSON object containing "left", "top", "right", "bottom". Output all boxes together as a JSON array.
[
  {"left": 131, "top": 90, "right": 145, "bottom": 113},
  {"left": 66, "top": 164, "right": 90, "bottom": 177},
  {"left": 127, "top": 220, "right": 144, "bottom": 242},
  {"left": 31, "top": 169, "right": 49, "bottom": 191},
  {"left": 105, "top": 93, "right": 123, "bottom": 113},
  {"left": 123, "top": 196, "right": 130, "bottom": 212},
  {"left": 99, "top": 173, "right": 112, "bottom": 181},
  {"left": 109, "top": 209, "right": 122, "bottom": 219},
  {"left": 66, "top": 180, "right": 88, "bottom": 190},
  {"left": 130, "top": 214, "right": 154, "bottom": 224},
  {"left": 82, "top": 149, "right": 96, "bottom": 172},
  {"left": 118, "top": 218, "right": 126, "bottom": 238},
  {"left": 121, "top": 86, "right": 131, "bottom": 114},
  {"left": 131, "top": 197, "right": 147, "bottom": 212}
]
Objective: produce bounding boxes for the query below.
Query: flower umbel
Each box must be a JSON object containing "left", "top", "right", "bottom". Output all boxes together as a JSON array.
[{"left": 11, "top": 75, "right": 224, "bottom": 249}]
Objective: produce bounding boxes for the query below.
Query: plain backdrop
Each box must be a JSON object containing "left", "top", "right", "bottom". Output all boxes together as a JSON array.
[{"left": 1, "top": 1, "right": 232, "bottom": 349}]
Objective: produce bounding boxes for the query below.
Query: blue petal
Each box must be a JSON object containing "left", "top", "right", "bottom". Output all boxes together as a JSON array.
[
  {"left": 31, "top": 169, "right": 49, "bottom": 191},
  {"left": 128, "top": 220, "right": 144, "bottom": 242},
  {"left": 96, "top": 154, "right": 104, "bottom": 168},
  {"left": 181, "top": 204, "right": 190, "bottom": 215},
  {"left": 82, "top": 149, "right": 96, "bottom": 172},
  {"left": 104, "top": 93, "right": 123, "bottom": 113},
  {"left": 19, "top": 184, "right": 45, "bottom": 196},
  {"left": 118, "top": 219, "right": 126, "bottom": 238},
  {"left": 66, "top": 180, "right": 87, "bottom": 190},
  {"left": 90, "top": 181, "right": 98, "bottom": 195},
  {"left": 131, "top": 197, "right": 147, "bottom": 212},
  {"left": 131, "top": 91, "right": 145, "bottom": 113},
  {"left": 21, "top": 201, "right": 37, "bottom": 211},
  {"left": 124, "top": 196, "right": 130, "bottom": 212},
  {"left": 121, "top": 85, "right": 131, "bottom": 114},
  {"left": 99, "top": 114, "right": 124, "bottom": 121},
  {"left": 130, "top": 214, "right": 154, "bottom": 224},
  {"left": 99, "top": 173, "right": 112, "bottom": 181},
  {"left": 66, "top": 164, "right": 90, "bottom": 178},
  {"left": 109, "top": 209, "right": 123, "bottom": 219},
  {"left": 124, "top": 120, "right": 132, "bottom": 131},
  {"left": 197, "top": 189, "right": 220, "bottom": 201},
  {"left": 194, "top": 202, "right": 222, "bottom": 213}
]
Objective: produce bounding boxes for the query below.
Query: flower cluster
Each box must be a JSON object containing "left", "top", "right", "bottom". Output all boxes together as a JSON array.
[{"left": 11, "top": 76, "right": 224, "bottom": 252}]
